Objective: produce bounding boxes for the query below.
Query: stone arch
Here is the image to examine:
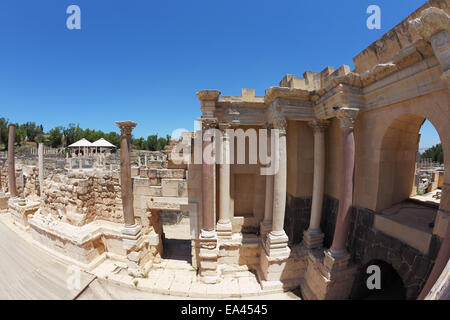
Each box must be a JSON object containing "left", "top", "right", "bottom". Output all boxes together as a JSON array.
[
  {"left": 366, "top": 90, "right": 450, "bottom": 213},
  {"left": 350, "top": 259, "right": 406, "bottom": 300}
]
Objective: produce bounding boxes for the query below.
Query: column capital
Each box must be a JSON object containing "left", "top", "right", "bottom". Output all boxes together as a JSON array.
[
  {"left": 200, "top": 117, "right": 219, "bottom": 130},
  {"left": 410, "top": 7, "right": 450, "bottom": 42},
  {"left": 218, "top": 121, "right": 232, "bottom": 131},
  {"left": 115, "top": 121, "right": 137, "bottom": 137},
  {"left": 8, "top": 123, "right": 16, "bottom": 129},
  {"left": 196, "top": 90, "right": 221, "bottom": 102},
  {"left": 272, "top": 115, "right": 287, "bottom": 134},
  {"left": 335, "top": 107, "right": 359, "bottom": 129},
  {"left": 308, "top": 119, "right": 330, "bottom": 133}
]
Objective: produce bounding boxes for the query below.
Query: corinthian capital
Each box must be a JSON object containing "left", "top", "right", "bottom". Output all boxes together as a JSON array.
[
  {"left": 410, "top": 7, "right": 450, "bottom": 42},
  {"left": 308, "top": 119, "right": 330, "bottom": 133},
  {"left": 335, "top": 107, "right": 359, "bottom": 129},
  {"left": 115, "top": 121, "right": 137, "bottom": 137},
  {"left": 201, "top": 117, "right": 218, "bottom": 130}
]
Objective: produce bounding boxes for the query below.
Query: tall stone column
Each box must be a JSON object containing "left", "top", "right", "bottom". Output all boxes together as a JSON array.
[
  {"left": 201, "top": 118, "right": 218, "bottom": 237},
  {"left": 8, "top": 124, "right": 17, "bottom": 198},
  {"left": 324, "top": 107, "right": 359, "bottom": 271},
  {"left": 261, "top": 115, "right": 290, "bottom": 282},
  {"left": 303, "top": 120, "right": 329, "bottom": 249},
  {"left": 116, "top": 121, "right": 138, "bottom": 230},
  {"left": 217, "top": 122, "right": 232, "bottom": 239},
  {"left": 260, "top": 124, "right": 274, "bottom": 237},
  {"left": 38, "top": 143, "right": 44, "bottom": 199}
]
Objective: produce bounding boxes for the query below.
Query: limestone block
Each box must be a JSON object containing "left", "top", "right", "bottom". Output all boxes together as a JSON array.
[
  {"left": 157, "top": 169, "right": 185, "bottom": 179},
  {"left": 161, "top": 179, "right": 182, "bottom": 197}
]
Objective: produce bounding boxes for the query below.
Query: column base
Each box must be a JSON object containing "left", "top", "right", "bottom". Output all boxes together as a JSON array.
[
  {"left": 302, "top": 229, "right": 324, "bottom": 249},
  {"left": 121, "top": 224, "right": 151, "bottom": 278},
  {"left": 301, "top": 249, "right": 357, "bottom": 300},
  {"left": 323, "top": 249, "right": 351, "bottom": 272},
  {"left": 216, "top": 221, "right": 232, "bottom": 239},
  {"left": 259, "top": 220, "right": 272, "bottom": 238},
  {"left": 198, "top": 231, "right": 220, "bottom": 284},
  {"left": 260, "top": 231, "right": 291, "bottom": 281}
]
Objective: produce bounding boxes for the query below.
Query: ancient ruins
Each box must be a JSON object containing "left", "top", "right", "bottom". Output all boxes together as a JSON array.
[{"left": 0, "top": 0, "right": 449, "bottom": 300}]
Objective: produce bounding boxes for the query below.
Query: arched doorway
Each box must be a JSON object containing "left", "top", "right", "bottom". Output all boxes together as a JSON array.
[{"left": 350, "top": 260, "right": 406, "bottom": 300}]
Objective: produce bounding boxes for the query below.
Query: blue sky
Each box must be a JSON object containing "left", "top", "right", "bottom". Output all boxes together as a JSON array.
[{"left": 0, "top": 0, "right": 441, "bottom": 148}]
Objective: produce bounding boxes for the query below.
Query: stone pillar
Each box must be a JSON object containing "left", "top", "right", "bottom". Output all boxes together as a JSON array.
[
  {"left": 201, "top": 118, "right": 218, "bottom": 237},
  {"left": 38, "top": 143, "right": 44, "bottom": 199},
  {"left": 217, "top": 122, "right": 232, "bottom": 239},
  {"left": 324, "top": 107, "right": 359, "bottom": 271},
  {"left": 303, "top": 120, "right": 329, "bottom": 249},
  {"left": 260, "top": 124, "right": 274, "bottom": 237},
  {"left": 196, "top": 90, "right": 221, "bottom": 284},
  {"left": 260, "top": 115, "right": 290, "bottom": 282},
  {"left": 8, "top": 124, "right": 17, "bottom": 198},
  {"left": 115, "top": 121, "right": 138, "bottom": 230}
]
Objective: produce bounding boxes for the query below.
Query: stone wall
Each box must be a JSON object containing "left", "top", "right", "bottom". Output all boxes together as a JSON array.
[
  {"left": 346, "top": 206, "right": 441, "bottom": 299},
  {"left": 41, "top": 170, "right": 125, "bottom": 226}
]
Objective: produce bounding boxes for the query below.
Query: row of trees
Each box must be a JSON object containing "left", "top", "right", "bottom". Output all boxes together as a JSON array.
[
  {"left": 422, "top": 143, "right": 444, "bottom": 164},
  {"left": 0, "top": 118, "right": 170, "bottom": 151}
]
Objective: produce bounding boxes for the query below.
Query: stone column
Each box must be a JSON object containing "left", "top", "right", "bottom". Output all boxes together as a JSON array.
[
  {"left": 303, "top": 120, "right": 329, "bottom": 249},
  {"left": 269, "top": 117, "right": 288, "bottom": 241},
  {"left": 8, "top": 124, "right": 17, "bottom": 198},
  {"left": 260, "top": 124, "right": 274, "bottom": 237},
  {"left": 201, "top": 118, "right": 218, "bottom": 237},
  {"left": 116, "top": 121, "right": 138, "bottom": 230},
  {"left": 324, "top": 107, "right": 359, "bottom": 271},
  {"left": 38, "top": 143, "right": 44, "bottom": 199},
  {"left": 217, "top": 122, "right": 232, "bottom": 239},
  {"left": 261, "top": 115, "right": 290, "bottom": 282}
]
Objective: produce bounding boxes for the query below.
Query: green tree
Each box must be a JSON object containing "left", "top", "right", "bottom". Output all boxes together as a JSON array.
[
  {"left": 422, "top": 143, "right": 444, "bottom": 164},
  {"left": 49, "top": 127, "right": 63, "bottom": 148},
  {"left": 0, "top": 118, "right": 9, "bottom": 149}
]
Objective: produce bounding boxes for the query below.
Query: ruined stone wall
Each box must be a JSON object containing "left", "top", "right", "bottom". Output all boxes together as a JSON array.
[
  {"left": 41, "top": 170, "right": 125, "bottom": 226},
  {"left": 22, "top": 166, "right": 40, "bottom": 199},
  {"left": 346, "top": 206, "right": 441, "bottom": 299},
  {"left": 353, "top": 0, "right": 450, "bottom": 73}
]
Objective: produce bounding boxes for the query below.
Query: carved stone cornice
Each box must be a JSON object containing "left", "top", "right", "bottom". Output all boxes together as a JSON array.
[
  {"left": 308, "top": 119, "right": 330, "bottom": 133},
  {"left": 335, "top": 107, "right": 359, "bottom": 129},
  {"left": 115, "top": 121, "right": 137, "bottom": 137},
  {"left": 410, "top": 7, "right": 450, "bottom": 42},
  {"left": 201, "top": 117, "right": 218, "bottom": 130}
]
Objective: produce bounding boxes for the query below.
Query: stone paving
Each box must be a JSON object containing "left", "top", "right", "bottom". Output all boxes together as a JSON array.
[{"left": 0, "top": 213, "right": 301, "bottom": 299}]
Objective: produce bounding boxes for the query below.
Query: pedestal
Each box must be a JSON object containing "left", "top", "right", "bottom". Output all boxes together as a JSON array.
[
  {"left": 260, "top": 232, "right": 291, "bottom": 282},
  {"left": 303, "top": 229, "right": 325, "bottom": 249},
  {"left": 121, "top": 224, "right": 151, "bottom": 277},
  {"left": 198, "top": 230, "right": 220, "bottom": 284},
  {"left": 301, "top": 249, "right": 357, "bottom": 300}
]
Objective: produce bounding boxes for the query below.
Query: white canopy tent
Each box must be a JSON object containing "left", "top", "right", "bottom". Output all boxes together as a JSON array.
[
  {"left": 91, "top": 138, "right": 116, "bottom": 154},
  {"left": 68, "top": 138, "right": 94, "bottom": 156},
  {"left": 68, "top": 138, "right": 116, "bottom": 156}
]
